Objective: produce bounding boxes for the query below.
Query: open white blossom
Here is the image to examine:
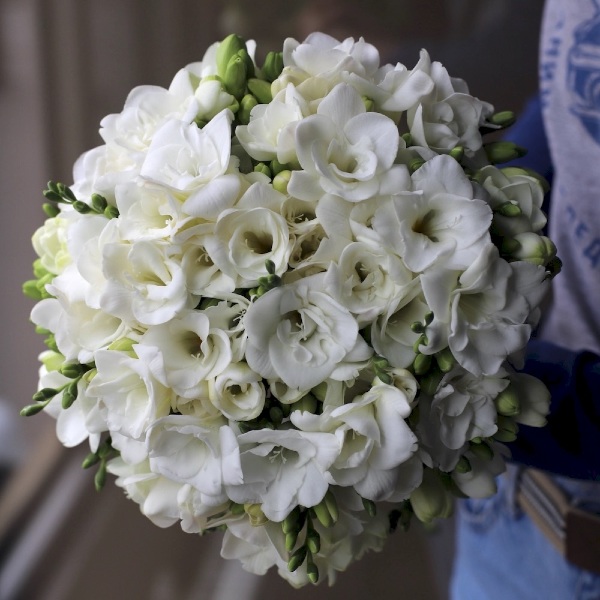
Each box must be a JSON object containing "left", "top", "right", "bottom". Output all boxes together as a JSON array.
[
  {"left": 289, "top": 84, "right": 409, "bottom": 202},
  {"left": 244, "top": 273, "right": 371, "bottom": 390}
]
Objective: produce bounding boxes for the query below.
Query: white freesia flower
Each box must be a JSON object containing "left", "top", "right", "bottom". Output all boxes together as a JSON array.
[
  {"left": 203, "top": 184, "right": 293, "bottom": 286},
  {"left": 289, "top": 84, "right": 409, "bottom": 202},
  {"left": 508, "top": 371, "right": 550, "bottom": 427},
  {"left": 227, "top": 428, "right": 340, "bottom": 522},
  {"left": 408, "top": 54, "right": 493, "bottom": 155},
  {"left": 108, "top": 457, "right": 184, "bottom": 527},
  {"left": 115, "top": 182, "right": 180, "bottom": 241},
  {"left": 292, "top": 382, "right": 419, "bottom": 501},
  {"left": 236, "top": 84, "right": 308, "bottom": 165},
  {"left": 40, "top": 368, "right": 103, "bottom": 450},
  {"left": 101, "top": 239, "right": 192, "bottom": 327},
  {"left": 372, "top": 155, "right": 493, "bottom": 272},
  {"left": 32, "top": 216, "right": 71, "bottom": 275},
  {"left": 369, "top": 283, "right": 428, "bottom": 369},
  {"left": 422, "top": 245, "right": 544, "bottom": 376},
  {"left": 147, "top": 417, "right": 242, "bottom": 502},
  {"left": 100, "top": 84, "right": 198, "bottom": 155},
  {"left": 324, "top": 241, "right": 412, "bottom": 325},
  {"left": 431, "top": 369, "right": 506, "bottom": 449},
  {"left": 136, "top": 309, "right": 232, "bottom": 398},
  {"left": 86, "top": 349, "right": 172, "bottom": 460},
  {"left": 476, "top": 166, "right": 547, "bottom": 236},
  {"left": 208, "top": 362, "right": 266, "bottom": 421},
  {"left": 244, "top": 273, "right": 371, "bottom": 389},
  {"left": 451, "top": 443, "right": 508, "bottom": 498},
  {"left": 193, "top": 78, "right": 237, "bottom": 122}
]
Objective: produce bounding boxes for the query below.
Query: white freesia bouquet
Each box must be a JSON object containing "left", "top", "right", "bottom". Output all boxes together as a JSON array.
[{"left": 23, "top": 33, "right": 560, "bottom": 587}]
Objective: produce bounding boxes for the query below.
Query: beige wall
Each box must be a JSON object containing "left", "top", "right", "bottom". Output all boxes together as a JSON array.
[{"left": 0, "top": 1, "right": 544, "bottom": 598}]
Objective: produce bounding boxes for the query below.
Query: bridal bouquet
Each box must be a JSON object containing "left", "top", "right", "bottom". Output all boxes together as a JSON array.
[{"left": 23, "top": 33, "right": 559, "bottom": 587}]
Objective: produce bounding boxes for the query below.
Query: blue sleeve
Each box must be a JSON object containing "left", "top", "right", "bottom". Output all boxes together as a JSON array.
[{"left": 507, "top": 339, "right": 600, "bottom": 480}]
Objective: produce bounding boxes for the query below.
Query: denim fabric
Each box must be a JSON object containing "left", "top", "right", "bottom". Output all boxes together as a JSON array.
[{"left": 450, "top": 467, "right": 600, "bottom": 600}]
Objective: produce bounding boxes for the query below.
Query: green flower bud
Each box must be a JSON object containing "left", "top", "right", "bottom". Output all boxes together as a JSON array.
[
  {"left": 500, "top": 237, "right": 522, "bottom": 255},
  {"left": 270, "top": 159, "right": 287, "bottom": 176},
  {"left": 484, "top": 141, "right": 527, "bottom": 164},
  {"left": 223, "top": 51, "right": 250, "bottom": 100},
  {"left": 362, "top": 497, "right": 377, "bottom": 517},
  {"left": 511, "top": 233, "right": 557, "bottom": 266},
  {"left": 435, "top": 347, "right": 455, "bottom": 373},
  {"left": 410, "top": 469, "right": 453, "bottom": 523},
  {"left": 413, "top": 353, "right": 432, "bottom": 376},
  {"left": 247, "top": 78, "right": 273, "bottom": 104},
  {"left": 419, "top": 368, "right": 443, "bottom": 396},
  {"left": 32, "top": 387, "right": 59, "bottom": 403},
  {"left": 324, "top": 490, "right": 338, "bottom": 524},
  {"left": 402, "top": 132, "right": 413, "bottom": 146},
  {"left": 20, "top": 402, "right": 48, "bottom": 417},
  {"left": 61, "top": 380, "right": 79, "bottom": 409},
  {"left": 94, "top": 461, "right": 107, "bottom": 491},
  {"left": 23, "top": 279, "right": 43, "bottom": 300},
  {"left": 449, "top": 146, "right": 464, "bottom": 162},
  {"left": 285, "top": 530, "right": 299, "bottom": 552},
  {"left": 498, "top": 201, "right": 522, "bottom": 218},
  {"left": 469, "top": 440, "right": 494, "bottom": 460},
  {"left": 104, "top": 205, "right": 119, "bottom": 219},
  {"left": 306, "top": 526, "right": 321, "bottom": 554},
  {"left": 493, "top": 415, "right": 519, "bottom": 442},
  {"left": 410, "top": 321, "right": 425, "bottom": 334},
  {"left": 273, "top": 170, "right": 291, "bottom": 194},
  {"left": 306, "top": 554, "right": 319, "bottom": 584},
  {"left": 454, "top": 456, "right": 472, "bottom": 474},
  {"left": 488, "top": 110, "right": 516, "bottom": 129},
  {"left": 254, "top": 162, "right": 271, "bottom": 178},
  {"left": 42, "top": 202, "right": 60, "bottom": 218},
  {"left": 60, "top": 362, "right": 88, "bottom": 379},
  {"left": 216, "top": 34, "right": 247, "bottom": 80},
  {"left": 282, "top": 507, "right": 301, "bottom": 534},
  {"left": 410, "top": 158, "right": 426, "bottom": 173},
  {"left": 91, "top": 193, "right": 108, "bottom": 213},
  {"left": 73, "top": 200, "right": 92, "bottom": 214},
  {"left": 262, "top": 51, "right": 284, "bottom": 82},
  {"left": 82, "top": 451, "right": 100, "bottom": 469},
  {"left": 33, "top": 259, "right": 49, "bottom": 279},
  {"left": 238, "top": 93, "right": 258, "bottom": 125},
  {"left": 494, "top": 385, "right": 520, "bottom": 416},
  {"left": 287, "top": 546, "right": 307, "bottom": 572},
  {"left": 312, "top": 498, "right": 335, "bottom": 528}
]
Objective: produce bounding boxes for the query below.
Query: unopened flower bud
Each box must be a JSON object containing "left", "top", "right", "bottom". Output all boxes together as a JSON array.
[
  {"left": 306, "top": 554, "right": 319, "bottom": 584},
  {"left": 247, "top": 78, "right": 273, "bottom": 104},
  {"left": 497, "top": 201, "right": 522, "bottom": 217},
  {"left": 455, "top": 456, "right": 472, "bottom": 474},
  {"left": 449, "top": 146, "right": 464, "bottom": 162},
  {"left": 61, "top": 380, "right": 79, "bottom": 409},
  {"left": 273, "top": 170, "right": 291, "bottom": 194},
  {"left": 413, "top": 353, "right": 432, "bottom": 375},
  {"left": 287, "top": 546, "right": 307, "bottom": 572},
  {"left": 410, "top": 469, "right": 453, "bottom": 523},
  {"left": 469, "top": 440, "right": 494, "bottom": 461},
  {"left": 494, "top": 385, "right": 520, "bottom": 416},
  {"left": 42, "top": 203, "right": 60, "bottom": 218},
  {"left": 484, "top": 141, "right": 527, "bottom": 164},
  {"left": 435, "top": 347, "right": 455, "bottom": 373},
  {"left": 238, "top": 94, "right": 258, "bottom": 125},
  {"left": 262, "top": 51, "right": 284, "bottom": 82},
  {"left": 488, "top": 110, "right": 516, "bottom": 129},
  {"left": 223, "top": 51, "right": 249, "bottom": 100},
  {"left": 254, "top": 162, "right": 271, "bottom": 178},
  {"left": 493, "top": 415, "right": 519, "bottom": 442},
  {"left": 511, "top": 232, "right": 557, "bottom": 266},
  {"left": 216, "top": 34, "right": 247, "bottom": 80}
]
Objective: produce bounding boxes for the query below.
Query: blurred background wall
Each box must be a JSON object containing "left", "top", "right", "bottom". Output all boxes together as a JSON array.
[{"left": 0, "top": 1, "right": 544, "bottom": 598}]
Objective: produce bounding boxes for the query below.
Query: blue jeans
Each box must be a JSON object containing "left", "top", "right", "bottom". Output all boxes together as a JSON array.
[{"left": 450, "top": 467, "right": 600, "bottom": 600}]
